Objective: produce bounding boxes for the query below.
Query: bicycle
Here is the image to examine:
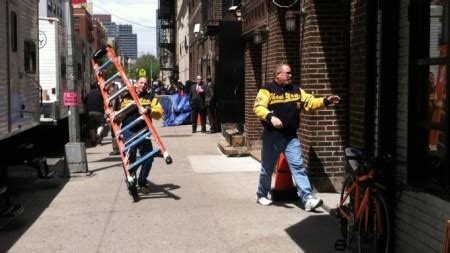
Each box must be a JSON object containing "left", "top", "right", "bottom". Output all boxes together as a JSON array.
[{"left": 335, "top": 147, "right": 394, "bottom": 253}]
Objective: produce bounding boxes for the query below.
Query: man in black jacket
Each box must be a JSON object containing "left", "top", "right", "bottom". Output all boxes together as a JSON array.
[
  {"left": 254, "top": 63, "right": 340, "bottom": 211},
  {"left": 83, "top": 83, "right": 105, "bottom": 146},
  {"left": 205, "top": 76, "right": 218, "bottom": 133},
  {"left": 189, "top": 75, "right": 206, "bottom": 133}
]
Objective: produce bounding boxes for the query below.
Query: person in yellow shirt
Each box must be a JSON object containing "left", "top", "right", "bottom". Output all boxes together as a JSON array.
[
  {"left": 118, "top": 77, "right": 163, "bottom": 194},
  {"left": 254, "top": 63, "right": 340, "bottom": 211}
]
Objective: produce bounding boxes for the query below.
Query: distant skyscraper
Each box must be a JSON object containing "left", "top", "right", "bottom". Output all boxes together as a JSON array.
[
  {"left": 93, "top": 15, "right": 137, "bottom": 59},
  {"left": 117, "top": 24, "right": 137, "bottom": 60},
  {"left": 102, "top": 21, "right": 118, "bottom": 38}
]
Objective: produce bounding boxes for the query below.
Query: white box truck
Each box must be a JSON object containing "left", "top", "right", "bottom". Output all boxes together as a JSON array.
[{"left": 38, "top": 17, "right": 69, "bottom": 125}]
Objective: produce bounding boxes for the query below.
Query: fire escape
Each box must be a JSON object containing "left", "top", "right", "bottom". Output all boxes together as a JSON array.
[{"left": 157, "top": 7, "right": 175, "bottom": 80}]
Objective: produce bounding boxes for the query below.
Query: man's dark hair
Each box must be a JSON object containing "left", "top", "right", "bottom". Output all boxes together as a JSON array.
[
  {"left": 206, "top": 76, "right": 212, "bottom": 82},
  {"left": 90, "top": 82, "right": 99, "bottom": 90}
]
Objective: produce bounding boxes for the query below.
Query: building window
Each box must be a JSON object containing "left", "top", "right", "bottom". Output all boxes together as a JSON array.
[
  {"left": 24, "top": 40, "right": 36, "bottom": 74},
  {"left": 10, "top": 11, "right": 17, "bottom": 52},
  {"left": 409, "top": 0, "right": 449, "bottom": 196}
]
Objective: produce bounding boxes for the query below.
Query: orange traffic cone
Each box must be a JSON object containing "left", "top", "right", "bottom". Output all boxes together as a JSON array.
[{"left": 271, "top": 152, "right": 299, "bottom": 201}]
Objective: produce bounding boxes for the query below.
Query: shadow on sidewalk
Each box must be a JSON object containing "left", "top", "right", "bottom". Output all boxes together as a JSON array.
[
  {"left": 159, "top": 134, "right": 192, "bottom": 138},
  {"left": 139, "top": 181, "right": 181, "bottom": 201},
  {"left": 89, "top": 162, "right": 123, "bottom": 173},
  {"left": 0, "top": 159, "right": 69, "bottom": 252},
  {"left": 285, "top": 215, "right": 342, "bottom": 253}
]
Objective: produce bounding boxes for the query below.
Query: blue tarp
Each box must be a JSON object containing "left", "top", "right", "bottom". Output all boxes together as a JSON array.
[{"left": 160, "top": 94, "right": 191, "bottom": 126}]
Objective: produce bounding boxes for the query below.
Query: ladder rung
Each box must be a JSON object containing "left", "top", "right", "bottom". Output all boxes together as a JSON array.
[
  {"left": 98, "top": 59, "right": 112, "bottom": 71},
  {"left": 107, "top": 86, "right": 128, "bottom": 103},
  {"left": 123, "top": 128, "right": 148, "bottom": 146},
  {"left": 112, "top": 101, "right": 136, "bottom": 122},
  {"left": 122, "top": 131, "right": 152, "bottom": 153},
  {"left": 116, "top": 115, "right": 144, "bottom": 136},
  {"left": 104, "top": 72, "right": 120, "bottom": 86},
  {"left": 128, "top": 148, "right": 161, "bottom": 172},
  {"left": 92, "top": 47, "right": 108, "bottom": 61}
]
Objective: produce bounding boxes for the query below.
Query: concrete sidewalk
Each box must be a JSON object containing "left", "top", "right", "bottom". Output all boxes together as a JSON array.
[{"left": 1, "top": 122, "right": 343, "bottom": 252}]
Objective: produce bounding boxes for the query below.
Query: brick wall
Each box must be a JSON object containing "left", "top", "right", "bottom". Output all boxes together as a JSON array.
[
  {"left": 245, "top": 1, "right": 300, "bottom": 150},
  {"left": 395, "top": 0, "right": 450, "bottom": 252},
  {"left": 244, "top": 43, "right": 263, "bottom": 150},
  {"left": 243, "top": 0, "right": 348, "bottom": 190},
  {"left": 349, "top": 0, "right": 366, "bottom": 147},
  {"left": 299, "top": 0, "right": 348, "bottom": 190}
]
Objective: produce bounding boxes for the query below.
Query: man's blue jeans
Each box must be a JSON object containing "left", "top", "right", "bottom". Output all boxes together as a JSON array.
[
  {"left": 256, "top": 129, "right": 313, "bottom": 204},
  {"left": 122, "top": 129, "right": 154, "bottom": 187}
]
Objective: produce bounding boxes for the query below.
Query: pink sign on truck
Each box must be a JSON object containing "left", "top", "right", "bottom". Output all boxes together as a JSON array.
[{"left": 63, "top": 92, "right": 79, "bottom": 106}]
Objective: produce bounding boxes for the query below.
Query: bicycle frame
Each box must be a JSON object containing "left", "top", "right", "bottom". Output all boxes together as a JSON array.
[{"left": 338, "top": 169, "right": 382, "bottom": 232}]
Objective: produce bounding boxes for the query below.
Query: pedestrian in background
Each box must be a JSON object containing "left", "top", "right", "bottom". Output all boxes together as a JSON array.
[
  {"left": 177, "top": 80, "right": 185, "bottom": 96},
  {"left": 205, "top": 76, "right": 218, "bottom": 133},
  {"left": 189, "top": 75, "right": 207, "bottom": 133},
  {"left": 167, "top": 82, "right": 178, "bottom": 95},
  {"left": 83, "top": 82, "right": 105, "bottom": 146},
  {"left": 108, "top": 82, "right": 120, "bottom": 155},
  {"left": 253, "top": 63, "right": 340, "bottom": 211}
]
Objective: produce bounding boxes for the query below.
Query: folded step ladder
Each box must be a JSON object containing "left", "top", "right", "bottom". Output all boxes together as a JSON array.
[{"left": 91, "top": 45, "right": 172, "bottom": 202}]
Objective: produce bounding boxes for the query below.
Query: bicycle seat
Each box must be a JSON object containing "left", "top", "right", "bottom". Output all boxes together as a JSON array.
[{"left": 345, "top": 147, "right": 365, "bottom": 172}]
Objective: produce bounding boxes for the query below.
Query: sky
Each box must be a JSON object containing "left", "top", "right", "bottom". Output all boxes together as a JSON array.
[{"left": 90, "top": 0, "right": 158, "bottom": 57}]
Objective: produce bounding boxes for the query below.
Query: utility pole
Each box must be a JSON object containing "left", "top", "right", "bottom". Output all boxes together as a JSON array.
[
  {"left": 64, "top": 0, "right": 88, "bottom": 173},
  {"left": 150, "top": 60, "right": 153, "bottom": 83}
]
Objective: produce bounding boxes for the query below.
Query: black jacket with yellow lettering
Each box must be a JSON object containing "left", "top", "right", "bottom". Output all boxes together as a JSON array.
[
  {"left": 254, "top": 81, "right": 329, "bottom": 135},
  {"left": 119, "top": 91, "right": 163, "bottom": 132}
]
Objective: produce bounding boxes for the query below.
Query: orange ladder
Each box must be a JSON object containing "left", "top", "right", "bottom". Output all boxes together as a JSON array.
[{"left": 91, "top": 46, "right": 172, "bottom": 202}]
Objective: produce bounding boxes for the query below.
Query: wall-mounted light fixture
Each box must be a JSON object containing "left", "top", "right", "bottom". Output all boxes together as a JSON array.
[
  {"left": 285, "top": 7, "right": 306, "bottom": 32},
  {"left": 253, "top": 31, "right": 262, "bottom": 44},
  {"left": 252, "top": 27, "right": 269, "bottom": 45}
]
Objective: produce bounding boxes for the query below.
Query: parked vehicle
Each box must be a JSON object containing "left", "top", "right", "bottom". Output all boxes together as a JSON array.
[
  {"left": 0, "top": 0, "right": 41, "bottom": 141},
  {"left": 0, "top": 0, "right": 42, "bottom": 218},
  {"left": 38, "top": 17, "right": 69, "bottom": 125}
]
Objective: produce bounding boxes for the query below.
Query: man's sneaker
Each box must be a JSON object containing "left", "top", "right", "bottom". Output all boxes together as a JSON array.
[
  {"left": 109, "top": 150, "right": 120, "bottom": 156},
  {"left": 138, "top": 185, "right": 150, "bottom": 194},
  {"left": 256, "top": 195, "right": 273, "bottom": 206},
  {"left": 304, "top": 196, "right": 323, "bottom": 212}
]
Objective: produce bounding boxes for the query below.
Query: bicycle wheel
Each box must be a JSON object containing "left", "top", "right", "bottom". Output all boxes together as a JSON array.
[
  {"left": 357, "top": 189, "right": 392, "bottom": 253},
  {"left": 339, "top": 175, "right": 355, "bottom": 241}
]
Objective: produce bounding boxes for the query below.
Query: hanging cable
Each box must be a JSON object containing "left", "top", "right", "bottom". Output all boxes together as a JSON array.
[
  {"left": 272, "top": 0, "right": 298, "bottom": 8},
  {"left": 90, "top": 2, "right": 156, "bottom": 28}
]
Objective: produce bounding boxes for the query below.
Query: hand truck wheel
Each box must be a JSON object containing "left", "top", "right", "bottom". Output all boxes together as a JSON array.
[{"left": 126, "top": 179, "right": 139, "bottom": 202}]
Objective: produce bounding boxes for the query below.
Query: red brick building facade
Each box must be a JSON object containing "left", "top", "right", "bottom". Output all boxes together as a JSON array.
[
  {"left": 243, "top": 1, "right": 348, "bottom": 190},
  {"left": 169, "top": 1, "right": 450, "bottom": 251}
]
